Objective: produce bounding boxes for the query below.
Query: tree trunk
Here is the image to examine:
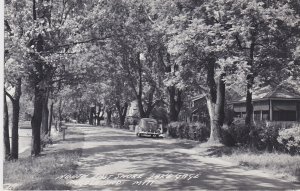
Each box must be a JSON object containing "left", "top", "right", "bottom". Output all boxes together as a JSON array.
[
  {"left": 41, "top": 89, "right": 49, "bottom": 135},
  {"left": 137, "top": 96, "right": 146, "bottom": 118},
  {"left": 4, "top": 94, "right": 10, "bottom": 160},
  {"left": 106, "top": 109, "right": 112, "bottom": 125},
  {"left": 144, "top": 86, "right": 156, "bottom": 118},
  {"left": 169, "top": 86, "right": 182, "bottom": 122},
  {"left": 31, "top": 85, "right": 44, "bottom": 156},
  {"left": 206, "top": 58, "right": 225, "bottom": 143},
  {"left": 96, "top": 103, "right": 101, "bottom": 126},
  {"left": 215, "top": 73, "right": 225, "bottom": 127},
  {"left": 30, "top": 2, "right": 45, "bottom": 155},
  {"left": 245, "top": 38, "right": 256, "bottom": 126},
  {"left": 121, "top": 103, "right": 128, "bottom": 126},
  {"left": 48, "top": 101, "right": 54, "bottom": 136},
  {"left": 58, "top": 98, "right": 63, "bottom": 127},
  {"left": 207, "top": 98, "right": 221, "bottom": 143},
  {"left": 137, "top": 88, "right": 156, "bottom": 118},
  {"left": 11, "top": 78, "right": 21, "bottom": 159},
  {"left": 89, "top": 106, "right": 95, "bottom": 125},
  {"left": 116, "top": 101, "right": 128, "bottom": 127}
]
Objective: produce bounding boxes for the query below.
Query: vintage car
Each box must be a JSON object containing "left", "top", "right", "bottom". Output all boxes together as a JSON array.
[{"left": 135, "top": 118, "right": 162, "bottom": 137}]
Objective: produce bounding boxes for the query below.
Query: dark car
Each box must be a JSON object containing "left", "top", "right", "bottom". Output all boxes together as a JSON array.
[{"left": 135, "top": 118, "right": 162, "bottom": 137}]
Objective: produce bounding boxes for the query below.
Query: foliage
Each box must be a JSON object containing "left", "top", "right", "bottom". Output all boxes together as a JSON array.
[
  {"left": 168, "top": 122, "right": 209, "bottom": 142},
  {"left": 221, "top": 124, "right": 250, "bottom": 147},
  {"left": 223, "top": 122, "right": 300, "bottom": 155},
  {"left": 5, "top": 0, "right": 300, "bottom": 151},
  {"left": 278, "top": 126, "right": 300, "bottom": 155}
]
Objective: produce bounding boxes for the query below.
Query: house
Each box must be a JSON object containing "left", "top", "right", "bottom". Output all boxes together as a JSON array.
[
  {"left": 189, "top": 95, "right": 208, "bottom": 122},
  {"left": 127, "top": 100, "right": 139, "bottom": 117},
  {"left": 230, "top": 86, "right": 300, "bottom": 122},
  {"left": 178, "top": 95, "right": 208, "bottom": 123}
]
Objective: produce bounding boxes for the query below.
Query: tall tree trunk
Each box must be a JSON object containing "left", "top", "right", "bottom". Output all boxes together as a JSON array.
[
  {"left": 106, "top": 109, "right": 112, "bottom": 125},
  {"left": 4, "top": 94, "right": 10, "bottom": 160},
  {"left": 30, "top": 2, "right": 45, "bottom": 155},
  {"left": 58, "top": 98, "right": 63, "bottom": 123},
  {"left": 11, "top": 78, "right": 21, "bottom": 159},
  {"left": 116, "top": 101, "right": 128, "bottom": 127},
  {"left": 96, "top": 103, "right": 101, "bottom": 126},
  {"left": 207, "top": 98, "right": 220, "bottom": 143},
  {"left": 145, "top": 86, "right": 156, "bottom": 118},
  {"left": 137, "top": 96, "right": 146, "bottom": 118},
  {"left": 48, "top": 101, "right": 54, "bottom": 136},
  {"left": 245, "top": 37, "right": 256, "bottom": 126},
  {"left": 31, "top": 85, "right": 44, "bottom": 156},
  {"left": 89, "top": 106, "right": 95, "bottom": 125},
  {"left": 121, "top": 103, "right": 128, "bottom": 126},
  {"left": 168, "top": 86, "right": 182, "bottom": 122},
  {"left": 41, "top": 89, "right": 49, "bottom": 135},
  {"left": 206, "top": 59, "right": 225, "bottom": 143},
  {"left": 216, "top": 73, "right": 225, "bottom": 127}
]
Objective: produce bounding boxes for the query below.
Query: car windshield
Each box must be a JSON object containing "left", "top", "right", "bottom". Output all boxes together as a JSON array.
[
  {"left": 141, "top": 119, "right": 157, "bottom": 128},
  {"left": 145, "top": 121, "right": 157, "bottom": 128}
]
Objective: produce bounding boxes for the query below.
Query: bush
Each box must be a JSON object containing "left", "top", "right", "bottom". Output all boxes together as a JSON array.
[
  {"left": 256, "top": 122, "right": 282, "bottom": 151},
  {"left": 223, "top": 122, "right": 300, "bottom": 154},
  {"left": 221, "top": 123, "right": 250, "bottom": 147},
  {"left": 277, "top": 126, "right": 300, "bottom": 155},
  {"left": 168, "top": 122, "right": 209, "bottom": 142}
]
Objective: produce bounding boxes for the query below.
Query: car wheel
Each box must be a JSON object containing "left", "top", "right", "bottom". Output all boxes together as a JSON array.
[{"left": 136, "top": 133, "right": 139, "bottom": 137}]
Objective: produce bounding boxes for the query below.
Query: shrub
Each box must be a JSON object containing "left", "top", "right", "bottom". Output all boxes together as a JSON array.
[
  {"left": 223, "top": 121, "right": 300, "bottom": 154},
  {"left": 168, "top": 122, "right": 209, "bottom": 142},
  {"left": 255, "top": 122, "right": 282, "bottom": 151},
  {"left": 221, "top": 123, "right": 250, "bottom": 147},
  {"left": 277, "top": 126, "right": 300, "bottom": 155}
]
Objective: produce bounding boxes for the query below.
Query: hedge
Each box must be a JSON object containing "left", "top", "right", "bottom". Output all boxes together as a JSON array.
[{"left": 168, "top": 122, "right": 210, "bottom": 142}]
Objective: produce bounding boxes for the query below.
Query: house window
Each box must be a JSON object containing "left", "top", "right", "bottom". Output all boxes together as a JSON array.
[
  {"left": 273, "top": 110, "right": 296, "bottom": 121},
  {"left": 262, "top": 111, "right": 269, "bottom": 120},
  {"left": 191, "top": 101, "right": 195, "bottom": 108},
  {"left": 254, "top": 111, "right": 260, "bottom": 121},
  {"left": 192, "top": 114, "right": 198, "bottom": 122}
]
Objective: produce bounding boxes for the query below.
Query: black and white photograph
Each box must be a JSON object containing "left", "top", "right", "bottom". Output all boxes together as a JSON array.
[{"left": 2, "top": 0, "right": 300, "bottom": 190}]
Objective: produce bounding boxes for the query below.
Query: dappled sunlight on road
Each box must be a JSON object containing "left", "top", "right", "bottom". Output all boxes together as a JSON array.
[{"left": 61, "top": 125, "right": 299, "bottom": 190}]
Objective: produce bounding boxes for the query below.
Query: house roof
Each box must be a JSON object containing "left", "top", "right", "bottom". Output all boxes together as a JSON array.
[{"left": 231, "top": 85, "right": 300, "bottom": 103}]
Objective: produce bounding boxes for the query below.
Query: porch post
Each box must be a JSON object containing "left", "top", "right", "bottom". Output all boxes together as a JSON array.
[
  {"left": 260, "top": 110, "right": 263, "bottom": 121},
  {"left": 269, "top": 99, "right": 273, "bottom": 121},
  {"left": 253, "top": 107, "right": 255, "bottom": 122},
  {"left": 296, "top": 101, "right": 299, "bottom": 122}
]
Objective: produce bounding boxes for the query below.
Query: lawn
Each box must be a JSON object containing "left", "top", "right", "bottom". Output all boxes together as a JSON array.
[
  {"left": 4, "top": 149, "right": 82, "bottom": 190},
  {"left": 221, "top": 149, "right": 300, "bottom": 183},
  {"left": 195, "top": 143, "right": 300, "bottom": 183}
]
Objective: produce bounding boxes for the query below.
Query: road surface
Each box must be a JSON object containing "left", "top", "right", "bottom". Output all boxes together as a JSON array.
[{"left": 55, "top": 124, "right": 299, "bottom": 190}]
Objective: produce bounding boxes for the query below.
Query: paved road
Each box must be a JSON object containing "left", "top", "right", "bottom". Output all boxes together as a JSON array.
[{"left": 59, "top": 125, "right": 299, "bottom": 190}]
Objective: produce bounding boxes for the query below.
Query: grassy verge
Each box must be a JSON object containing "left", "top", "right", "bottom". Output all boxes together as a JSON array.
[
  {"left": 195, "top": 143, "right": 300, "bottom": 183},
  {"left": 220, "top": 149, "right": 300, "bottom": 183},
  {"left": 4, "top": 149, "right": 82, "bottom": 190}
]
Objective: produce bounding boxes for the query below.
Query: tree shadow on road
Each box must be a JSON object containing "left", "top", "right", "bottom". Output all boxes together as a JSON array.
[{"left": 65, "top": 131, "right": 299, "bottom": 191}]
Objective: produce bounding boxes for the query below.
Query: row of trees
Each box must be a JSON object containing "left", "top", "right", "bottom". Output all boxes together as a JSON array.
[{"left": 4, "top": 0, "right": 300, "bottom": 160}]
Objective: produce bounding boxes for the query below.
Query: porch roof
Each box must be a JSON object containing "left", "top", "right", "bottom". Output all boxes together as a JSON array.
[{"left": 230, "top": 86, "right": 300, "bottom": 104}]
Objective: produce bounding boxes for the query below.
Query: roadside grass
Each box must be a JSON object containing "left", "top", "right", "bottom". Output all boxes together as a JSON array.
[
  {"left": 194, "top": 143, "right": 300, "bottom": 183},
  {"left": 4, "top": 149, "right": 82, "bottom": 190},
  {"left": 220, "top": 149, "right": 300, "bottom": 183}
]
